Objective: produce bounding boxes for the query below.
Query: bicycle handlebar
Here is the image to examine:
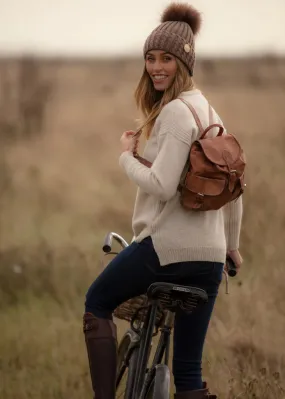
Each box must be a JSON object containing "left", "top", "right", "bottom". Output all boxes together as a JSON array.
[
  {"left": 226, "top": 256, "right": 237, "bottom": 277},
  {"left": 103, "top": 232, "right": 129, "bottom": 253}
]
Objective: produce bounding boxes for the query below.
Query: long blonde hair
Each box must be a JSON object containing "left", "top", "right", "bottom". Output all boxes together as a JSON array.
[{"left": 134, "top": 58, "right": 195, "bottom": 139}]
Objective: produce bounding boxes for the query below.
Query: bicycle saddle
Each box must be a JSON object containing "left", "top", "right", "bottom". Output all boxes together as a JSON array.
[{"left": 146, "top": 282, "right": 208, "bottom": 313}]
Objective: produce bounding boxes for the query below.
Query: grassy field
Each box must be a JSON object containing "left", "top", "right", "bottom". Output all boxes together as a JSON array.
[{"left": 1, "top": 55, "right": 285, "bottom": 398}]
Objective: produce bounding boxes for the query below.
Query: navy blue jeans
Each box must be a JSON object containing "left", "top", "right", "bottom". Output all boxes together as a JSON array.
[{"left": 85, "top": 236, "right": 224, "bottom": 392}]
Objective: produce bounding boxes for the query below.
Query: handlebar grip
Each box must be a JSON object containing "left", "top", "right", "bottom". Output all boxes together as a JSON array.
[
  {"left": 226, "top": 256, "right": 237, "bottom": 277},
  {"left": 103, "top": 233, "right": 113, "bottom": 253}
]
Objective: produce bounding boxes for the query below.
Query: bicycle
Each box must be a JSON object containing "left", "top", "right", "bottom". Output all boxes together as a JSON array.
[{"left": 101, "top": 232, "right": 236, "bottom": 399}]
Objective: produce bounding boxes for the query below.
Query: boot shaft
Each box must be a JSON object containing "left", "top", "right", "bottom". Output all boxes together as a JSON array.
[{"left": 83, "top": 313, "right": 117, "bottom": 399}]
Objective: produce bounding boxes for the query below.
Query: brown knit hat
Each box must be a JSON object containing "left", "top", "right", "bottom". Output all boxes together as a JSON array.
[{"left": 143, "top": 3, "right": 202, "bottom": 76}]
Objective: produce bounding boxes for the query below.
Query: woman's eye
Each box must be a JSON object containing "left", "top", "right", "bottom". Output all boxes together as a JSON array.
[{"left": 164, "top": 57, "right": 172, "bottom": 62}]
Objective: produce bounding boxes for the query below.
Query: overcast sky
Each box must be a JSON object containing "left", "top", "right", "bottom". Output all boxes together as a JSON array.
[{"left": 0, "top": 0, "right": 284, "bottom": 57}]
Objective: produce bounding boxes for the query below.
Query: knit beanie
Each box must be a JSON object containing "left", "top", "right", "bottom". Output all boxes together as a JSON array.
[{"left": 143, "top": 3, "right": 202, "bottom": 76}]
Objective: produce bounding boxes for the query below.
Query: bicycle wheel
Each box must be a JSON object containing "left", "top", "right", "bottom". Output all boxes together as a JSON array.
[
  {"left": 116, "top": 331, "right": 139, "bottom": 399},
  {"left": 152, "top": 365, "right": 170, "bottom": 399}
]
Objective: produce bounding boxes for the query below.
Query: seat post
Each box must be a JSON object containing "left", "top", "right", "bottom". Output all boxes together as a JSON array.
[
  {"left": 164, "top": 310, "right": 175, "bottom": 328},
  {"left": 162, "top": 311, "right": 175, "bottom": 366}
]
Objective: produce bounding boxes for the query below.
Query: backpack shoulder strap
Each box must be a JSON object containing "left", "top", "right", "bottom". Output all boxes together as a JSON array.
[
  {"left": 180, "top": 99, "right": 216, "bottom": 134},
  {"left": 209, "top": 103, "right": 214, "bottom": 125},
  {"left": 179, "top": 98, "right": 204, "bottom": 135}
]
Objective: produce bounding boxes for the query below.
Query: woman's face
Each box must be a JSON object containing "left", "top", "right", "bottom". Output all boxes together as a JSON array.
[{"left": 145, "top": 50, "right": 177, "bottom": 91}]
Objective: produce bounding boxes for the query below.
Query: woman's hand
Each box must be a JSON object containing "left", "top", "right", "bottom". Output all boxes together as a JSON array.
[
  {"left": 120, "top": 131, "right": 137, "bottom": 153},
  {"left": 227, "top": 249, "right": 243, "bottom": 271}
]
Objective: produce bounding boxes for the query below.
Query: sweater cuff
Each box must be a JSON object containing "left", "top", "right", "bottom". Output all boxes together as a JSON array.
[{"left": 119, "top": 151, "right": 134, "bottom": 169}]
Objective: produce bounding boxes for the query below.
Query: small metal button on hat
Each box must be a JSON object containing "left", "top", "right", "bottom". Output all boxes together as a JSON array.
[{"left": 184, "top": 43, "right": 191, "bottom": 53}]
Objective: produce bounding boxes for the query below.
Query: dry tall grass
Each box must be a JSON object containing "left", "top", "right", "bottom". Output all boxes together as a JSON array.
[{"left": 1, "top": 56, "right": 285, "bottom": 399}]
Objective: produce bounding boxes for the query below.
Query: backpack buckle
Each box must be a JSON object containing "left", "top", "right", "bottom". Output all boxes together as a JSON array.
[{"left": 192, "top": 193, "right": 204, "bottom": 209}]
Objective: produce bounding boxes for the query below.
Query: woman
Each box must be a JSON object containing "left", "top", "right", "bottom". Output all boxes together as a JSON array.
[{"left": 83, "top": 3, "right": 243, "bottom": 398}]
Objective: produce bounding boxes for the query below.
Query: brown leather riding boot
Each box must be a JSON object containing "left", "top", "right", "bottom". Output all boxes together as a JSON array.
[
  {"left": 83, "top": 312, "right": 117, "bottom": 399},
  {"left": 174, "top": 382, "right": 217, "bottom": 399}
]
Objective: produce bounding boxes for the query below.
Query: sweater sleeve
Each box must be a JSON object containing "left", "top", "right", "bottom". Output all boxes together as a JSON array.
[
  {"left": 223, "top": 196, "right": 243, "bottom": 251},
  {"left": 119, "top": 100, "right": 198, "bottom": 202}
]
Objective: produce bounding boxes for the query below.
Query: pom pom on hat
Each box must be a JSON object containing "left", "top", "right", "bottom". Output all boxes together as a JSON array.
[{"left": 161, "top": 3, "right": 202, "bottom": 35}]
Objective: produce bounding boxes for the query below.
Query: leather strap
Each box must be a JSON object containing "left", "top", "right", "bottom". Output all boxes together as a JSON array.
[
  {"left": 133, "top": 153, "right": 152, "bottom": 167},
  {"left": 180, "top": 98, "right": 204, "bottom": 135},
  {"left": 179, "top": 98, "right": 215, "bottom": 139},
  {"left": 200, "top": 123, "right": 224, "bottom": 139},
  {"left": 209, "top": 103, "right": 214, "bottom": 125}
]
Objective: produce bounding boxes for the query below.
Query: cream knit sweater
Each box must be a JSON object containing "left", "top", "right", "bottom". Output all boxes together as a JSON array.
[{"left": 119, "top": 89, "right": 243, "bottom": 266}]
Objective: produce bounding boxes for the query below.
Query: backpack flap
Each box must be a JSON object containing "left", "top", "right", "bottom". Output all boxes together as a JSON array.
[{"left": 197, "top": 134, "right": 242, "bottom": 167}]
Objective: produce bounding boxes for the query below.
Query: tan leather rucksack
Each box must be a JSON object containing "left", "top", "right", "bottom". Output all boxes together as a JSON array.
[
  {"left": 133, "top": 99, "right": 246, "bottom": 211},
  {"left": 178, "top": 99, "right": 246, "bottom": 211}
]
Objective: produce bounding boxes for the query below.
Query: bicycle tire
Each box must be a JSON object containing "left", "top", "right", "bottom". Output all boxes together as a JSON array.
[{"left": 116, "top": 332, "right": 139, "bottom": 399}]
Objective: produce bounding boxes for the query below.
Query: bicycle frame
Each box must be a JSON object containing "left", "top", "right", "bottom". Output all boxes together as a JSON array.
[{"left": 130, "top": 304, "right": 175, "bottom": 399}]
